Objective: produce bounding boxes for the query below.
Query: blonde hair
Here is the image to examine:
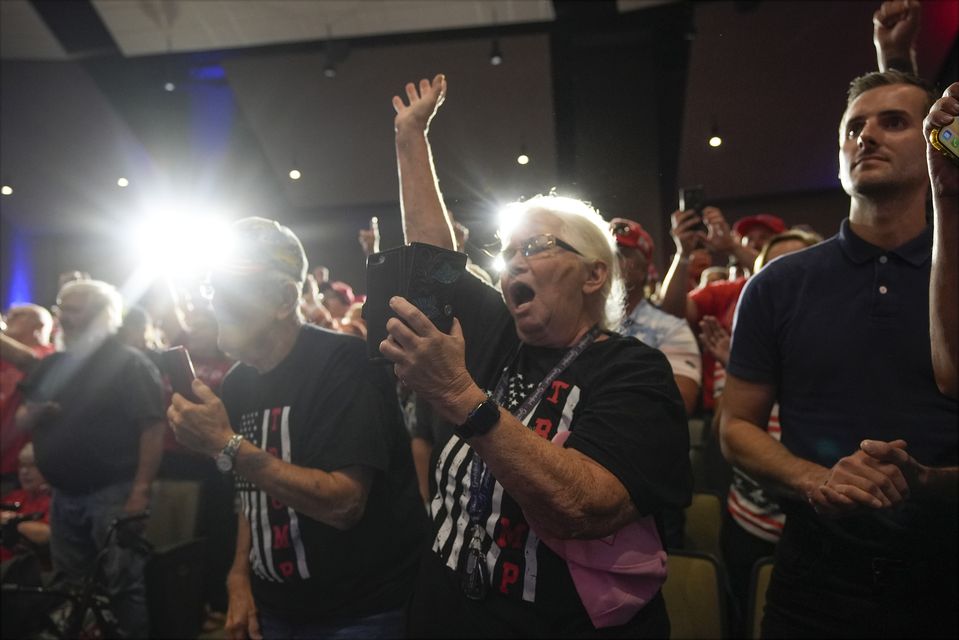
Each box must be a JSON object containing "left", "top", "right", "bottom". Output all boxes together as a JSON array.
[{"left": 498, "top": 195, "right": 625, "bottom": 331}]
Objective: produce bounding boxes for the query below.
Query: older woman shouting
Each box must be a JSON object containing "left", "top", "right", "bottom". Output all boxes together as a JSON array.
[{"left": 380, "top": 74, "right": 692, "bottom": 638}]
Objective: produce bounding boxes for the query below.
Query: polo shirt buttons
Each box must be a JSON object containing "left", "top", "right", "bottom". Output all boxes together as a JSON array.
[
  {"left": 879, "top": 255, "right": 888, "bottom": 264},
  {"left": 879, "top": 285, "right": 888, "bottom": 294}
]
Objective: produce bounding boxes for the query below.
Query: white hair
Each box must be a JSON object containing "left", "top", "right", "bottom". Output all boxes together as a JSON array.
[
  {"left": 57, "top": 279, "right": 124, "bottom": 337},
  {"left": 498, "top": 194, "right": 625, "bottom": 331}
]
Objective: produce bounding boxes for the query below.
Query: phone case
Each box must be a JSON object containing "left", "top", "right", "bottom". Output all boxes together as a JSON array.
[
  {"left": 363, "top": 242, "right": 468, "bottom": 361},
  {"left": 930, "top": 121, "right": 959, "bottom": 166},
  {"left": 160, "top": 346, "right": 200, "bottom": 402}
]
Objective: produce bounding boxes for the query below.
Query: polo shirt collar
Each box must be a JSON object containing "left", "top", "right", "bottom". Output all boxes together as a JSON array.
[{"left": 838, "top": 218, "right": 931, "bottom": 267}]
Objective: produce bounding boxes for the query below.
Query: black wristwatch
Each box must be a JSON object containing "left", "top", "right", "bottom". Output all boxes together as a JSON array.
[{"left": 454, "top": 396, "right": 501, "bottom": 440}]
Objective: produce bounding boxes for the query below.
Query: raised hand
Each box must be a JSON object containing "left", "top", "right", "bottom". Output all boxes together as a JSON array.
[
  {"left": 873, "top": 0, "right": 921, "bottom": 71},
  {"left": 669, "top": 209, "right": 707, "bottom": 257},
  {"left": 701, "top": 206, "right": 738, "bottom": 255},
  {"left": 358, "top": 216, "right": 380, "bottom": 257},
  {"left": 925, "top": 82, "right": 959, "bottom": 200},
  {"left": 698, "top": 315, "right": 731, "bottom": 366},
  {"left": 392, "top": 74, "right": 447, "bottom": 134}
]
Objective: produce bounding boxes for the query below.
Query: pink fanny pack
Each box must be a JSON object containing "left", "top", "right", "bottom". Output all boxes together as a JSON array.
[{"left": 525, "top": 430, "right": 667, "bottom": 629}]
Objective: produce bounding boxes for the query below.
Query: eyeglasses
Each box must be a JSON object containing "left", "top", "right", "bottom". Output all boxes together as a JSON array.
[{"left": 500, "top": 234, "right": 583, "bottom": 262}]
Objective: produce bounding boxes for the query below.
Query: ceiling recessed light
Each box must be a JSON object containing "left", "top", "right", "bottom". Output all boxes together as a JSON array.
[
  {"left": 708, "top": 136, "right": 723, "bottom": 148},
  {"left": 117, "top": 177, "right": 129, "bottom": 187},
  {"left": 289, "top": 169, "right": 302, "bottom": 180},
  {"left": 1, "top": 185, "right": 12, "bottom": 196}
]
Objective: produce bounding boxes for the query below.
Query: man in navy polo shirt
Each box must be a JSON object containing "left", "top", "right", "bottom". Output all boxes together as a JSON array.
[{"left": 720, "top": 69, "right": 957, "bottom": 638}]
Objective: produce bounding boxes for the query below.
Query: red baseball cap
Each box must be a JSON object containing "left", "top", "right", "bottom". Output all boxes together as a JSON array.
[
  {"left": 732, "top": 214, "right": 786, "bottom": 237},
  {"left": 610, "top": 218, "right": 654, "bottom": 261},
  {"left": 327, "top": 281, "right": 355, "bottom": 306}
]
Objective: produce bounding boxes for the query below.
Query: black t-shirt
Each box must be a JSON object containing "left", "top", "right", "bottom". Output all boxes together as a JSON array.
[
  {"left": 20, "top": 337, "right": 165, "bottom": 494},
  {"left": 220, "top": 325, "right": 427, "bottom": 620},
  {"left": 421, "top": 273, "right": 691, "bottom": 634},
  {"left": 728, "top": 220, "right": 958, "bottom": 555}
]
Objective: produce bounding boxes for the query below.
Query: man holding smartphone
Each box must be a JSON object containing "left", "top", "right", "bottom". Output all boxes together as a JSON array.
[{"left": 167, "top": 217, "right": 426, "bottom": 639}]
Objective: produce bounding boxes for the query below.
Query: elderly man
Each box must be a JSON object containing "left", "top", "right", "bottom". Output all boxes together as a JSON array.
[
  {"left": 167, "top": 217, "right": 425, "bottom": 639},
  {"left": 721, "top": 70, "right": 957, "bottom": 638},
  {"left": 1, "top": 304, "right": 54, "bottom": 493},
  {"left": 611, "top": 217, "right": 701, "bottom": 417},
  {"left": 16, "top": 280, "right": 166, "bottom": 638},
  {"left": 385, "top": 74, "right": 691, "bottom": 638}
]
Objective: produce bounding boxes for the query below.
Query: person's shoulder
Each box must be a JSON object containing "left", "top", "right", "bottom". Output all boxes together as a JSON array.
[
  {"left": 299, "top": 324, "right": 367, "bottom": 359},
  {"left": 749, "top": 239, "right": 836, "bottom": 288},
  {"left": 109, "top": 340, "right": 160, "bottom": 371},
  {"left": 595, "top": 332, "right": 672, "bottom": 368},
  {"left": 637, "top": 300, "right": 690, "bottom": 332}
]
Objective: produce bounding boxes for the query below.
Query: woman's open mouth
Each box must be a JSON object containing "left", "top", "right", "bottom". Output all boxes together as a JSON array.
[{"left": 509, "top": 282, "right": 536, "bottom": 310}]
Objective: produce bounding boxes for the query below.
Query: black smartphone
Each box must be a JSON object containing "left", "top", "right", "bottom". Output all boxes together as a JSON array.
[
  {"left": 160, "top": 346, "right": 200, "bottom": 402},
  {"left": 363, "top": 243, "right": 468, "bottom": 362},
  {"left": 679, "top": 185, "right": 709, "bottom": 235}
]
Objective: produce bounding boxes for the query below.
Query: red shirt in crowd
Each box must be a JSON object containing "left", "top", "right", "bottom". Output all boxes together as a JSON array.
[
  {"left": 0, "top": 344, "right": 56, "bottom": 476},
  {"left": 689, "top": 277, "right": 748, "bottom": 411},
  {"left": 0, "top": 486, "right": 51, "bottom": 562}
]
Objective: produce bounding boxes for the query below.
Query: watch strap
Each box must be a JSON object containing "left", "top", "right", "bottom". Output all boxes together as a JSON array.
[
  {"left": 216, "top": 433, "right": 243, "bottom": 471},
  {"left": 455, "top": 397, "right": 500, "bottom": 440}
]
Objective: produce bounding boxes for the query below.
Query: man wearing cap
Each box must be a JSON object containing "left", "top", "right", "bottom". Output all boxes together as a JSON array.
[
  {"left": 732, "top": 214, "right": 788, "bottom": 260},
  {"left": 167, "top": 217, "right": 426, "bottom": 639},
  {"left": 610, "top": 218, "right": 701, "bottom": 418}
]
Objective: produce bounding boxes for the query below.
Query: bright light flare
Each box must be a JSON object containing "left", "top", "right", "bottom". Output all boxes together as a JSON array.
[
  {"left": 1, "top": 185, "right": 12, "bottom": 196},
  {"left": 517, "top": 154, "right": 530, "bottom": 165},
  {"left": 117, "top": 177, "right": 129, "bottom": 187},
  {"left": 492, "top": 254, "right": 506, "bottom": 272},
  {"left": 708, "top": 136, "right": 723, "bottom": 148},
  {"left": 289, "top": 169, "right": 301, "bottom": 180},
  {"left": 133, "top": 208, "right": 235, "bottom": 279}
]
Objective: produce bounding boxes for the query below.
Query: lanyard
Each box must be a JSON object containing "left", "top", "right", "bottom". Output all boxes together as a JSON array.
[{"left": 465, "top": 325, "right": 601, "bottom": 529}]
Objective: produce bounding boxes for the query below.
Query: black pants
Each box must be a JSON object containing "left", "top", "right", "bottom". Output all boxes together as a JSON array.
[
  {"left": 761, "top": 516, "right": 958, "bottom": 639},
  {"left": 721, "top": 509, "right": 776, "bottom": 637},
  {"left": 158, "top": 452, "right": 236, "bottom": 612}
]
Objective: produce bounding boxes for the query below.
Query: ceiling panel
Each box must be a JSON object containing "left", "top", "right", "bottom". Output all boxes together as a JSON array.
[
  {"left": 91, "top": 0, "right": 554, "bottom": 57},
  {"left": 0, "top": 0, "right": 67, "bottom": 60}
]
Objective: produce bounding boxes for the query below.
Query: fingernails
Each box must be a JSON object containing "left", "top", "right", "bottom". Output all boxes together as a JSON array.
[{"left": 860, "top": 439, "right": 876, "bottom": 452}]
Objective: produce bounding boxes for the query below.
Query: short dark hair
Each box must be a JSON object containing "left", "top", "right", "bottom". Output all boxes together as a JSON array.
[{"left": 846, "top": 70, "right": 937, "bottom": 113}]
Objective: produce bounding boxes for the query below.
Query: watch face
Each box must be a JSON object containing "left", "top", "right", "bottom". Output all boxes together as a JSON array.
[
  {"left": 470, "top": 399, "right": 500, "bottom": 436},
  {"left": 215, "top": 454, "right": 233, "bottom": 473}
]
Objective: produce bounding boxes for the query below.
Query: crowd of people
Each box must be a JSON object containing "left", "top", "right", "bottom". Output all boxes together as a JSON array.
[{"left": 0, "top": 1, "right": 956, "bottom": 638}]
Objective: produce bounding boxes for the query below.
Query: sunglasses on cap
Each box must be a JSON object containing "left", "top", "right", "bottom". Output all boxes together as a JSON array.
[{"left": 500, "top": 234, "right": 583, "bottom": 262}]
